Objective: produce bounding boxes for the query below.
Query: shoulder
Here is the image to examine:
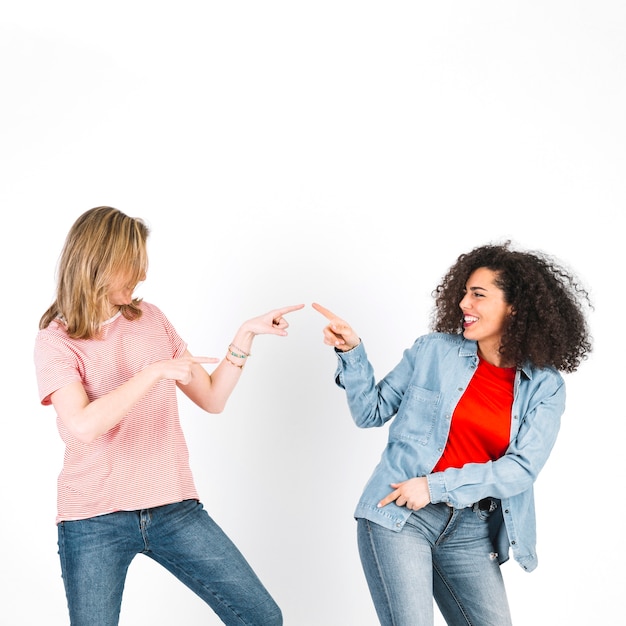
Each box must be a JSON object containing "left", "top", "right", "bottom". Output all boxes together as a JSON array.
[
  {"left": 136, "top": 301, "right": 172, "bottom": 325},
  {"left": 36, "top": 317, "right": 67, "bottom": 338},
  {"left": 521, "top": 362, "right": 564, "bottom": 390},
  {"left": 137, "top": 300, "right": 163, "bottom": 316},
  {"left": 402, "top": 333, "right": 475, "bottom": 369},
  {"left": 411, "top": 332, "right": 474, "bottom": 353},
  {"left": 34, "top": 321, "right": 82, "bottom": 395},
  {"left": 417, "top": 332, "right": 466, "bottom": 345},
  {"left": 34, "top": 318, "right": 73, "bottom": 354}
]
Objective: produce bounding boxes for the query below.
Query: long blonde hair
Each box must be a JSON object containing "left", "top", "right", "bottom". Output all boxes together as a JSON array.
[{"left": 39, "top": 206, "right": 150, "bottom": 339}]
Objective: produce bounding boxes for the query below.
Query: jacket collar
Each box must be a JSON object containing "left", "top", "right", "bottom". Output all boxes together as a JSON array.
[{"left": 459, "top": 337, "right": 534, "bottom": 379}]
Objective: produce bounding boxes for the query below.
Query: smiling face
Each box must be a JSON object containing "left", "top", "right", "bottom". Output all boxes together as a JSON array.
[{"left": 459, "top": 267, "right": 514, "bottom": 366}]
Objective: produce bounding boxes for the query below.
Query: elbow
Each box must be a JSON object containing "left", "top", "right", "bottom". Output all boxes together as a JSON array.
[
  {"left": 352, "top": 410, "right": 388, "bottom": 429},
  {"left": 61, "top": 416, "right": 104, "bottom": 444},
  {"left": 68, "top": 425, "right": 102, "bottom": 445},
  {"left": 76, "top": 432, "right": 100, "bottom": 445},
  {"left": 202, "top": 400, "right": 226, "bottom": 414}
]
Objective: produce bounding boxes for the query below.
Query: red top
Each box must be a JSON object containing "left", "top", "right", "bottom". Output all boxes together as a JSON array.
[{"left": 433, "top": 357, "right": 516, "bottom": 472}]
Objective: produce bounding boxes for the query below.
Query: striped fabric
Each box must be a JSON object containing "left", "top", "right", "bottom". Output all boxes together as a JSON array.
[{"left": 34, "top": 302, "right": 199, "bottom": 523}]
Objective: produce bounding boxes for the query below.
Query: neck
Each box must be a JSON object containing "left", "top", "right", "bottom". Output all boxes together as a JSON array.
[{"left": 477, "top": 344, "right": 513, "bottom": 368}]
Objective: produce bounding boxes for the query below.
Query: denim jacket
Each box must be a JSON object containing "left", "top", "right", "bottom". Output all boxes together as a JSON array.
[{"left": 334, "top": 333, "right": 565, "bottom": 572}]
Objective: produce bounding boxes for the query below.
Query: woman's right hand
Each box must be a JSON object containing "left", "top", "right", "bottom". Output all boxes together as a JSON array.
[
  {"left": 312, "top": 302, "right": 361, "bottom": 352},
  {"left": 153, "top": 355, "right": 219, "bottom": 385},
  {"left": 51, "top": 354, "right": 218, "bottom": 444}
]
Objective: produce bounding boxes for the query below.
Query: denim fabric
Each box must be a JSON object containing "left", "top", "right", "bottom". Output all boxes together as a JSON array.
[
  {"left": 334, "top": 333, "right": 565, "bottom": 572},
  {"left": 357, "top": 502, "right": 513, "bottom": 626},
  {"left": 57, "top": 499, "right": 282, "bottom": 626}
]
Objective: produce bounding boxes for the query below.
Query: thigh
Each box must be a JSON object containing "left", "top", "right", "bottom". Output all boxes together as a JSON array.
[
  {"left": 146, "top": 500, "right": 282, "bottom": 626},
  {"left": 58, "top": 512, "right": 140, "bottom": 626},
  {"left": 432, "top": 507, "right": 512, "bottom": 626},
  {"left": 357, "top": 517, "right": 436, "bottom": 626}
]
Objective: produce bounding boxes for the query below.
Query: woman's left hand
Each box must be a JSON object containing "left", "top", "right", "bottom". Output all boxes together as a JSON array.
[
  {"left": 242, "top": 304, "right": 305, "bottom": 337},
  {"left": 378, "top": 477, "right": 431, "bottom": 511}
]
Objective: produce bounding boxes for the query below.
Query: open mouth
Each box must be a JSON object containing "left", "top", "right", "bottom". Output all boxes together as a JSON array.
[{"left": 463, "top": 315, "right": 478, "bottom": 328}]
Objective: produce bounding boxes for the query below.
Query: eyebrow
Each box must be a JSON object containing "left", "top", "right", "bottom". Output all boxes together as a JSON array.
[{"left": 466, "top": 285, "right": 489, "bottom": 292}]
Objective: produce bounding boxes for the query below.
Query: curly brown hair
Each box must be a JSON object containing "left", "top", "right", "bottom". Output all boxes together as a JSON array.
[{"left": 431, "top": 242, "right": 592, "bottom": 372}]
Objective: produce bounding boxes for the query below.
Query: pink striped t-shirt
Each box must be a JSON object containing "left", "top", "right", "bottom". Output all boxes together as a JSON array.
[{"left": 34, "top": 301, "right": 199, "bottom": 523}]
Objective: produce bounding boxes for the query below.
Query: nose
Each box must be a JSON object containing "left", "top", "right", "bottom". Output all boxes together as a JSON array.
[{"left": 459, "top": 293, "right": 470, "bottom": 310}]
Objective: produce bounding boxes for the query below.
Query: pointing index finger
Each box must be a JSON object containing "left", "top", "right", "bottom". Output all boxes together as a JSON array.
[
  {"left": 377, "top": 488, "right": 400, "bottom": 509},
  {"left": 311, "top": 302, "right": 338, "bottom": 321},
  {"left": 192, "top": 356, "right": 220, "bottom": 364},
  {"left": 279, "top": 303, "right": 305, "bottom": 315}
]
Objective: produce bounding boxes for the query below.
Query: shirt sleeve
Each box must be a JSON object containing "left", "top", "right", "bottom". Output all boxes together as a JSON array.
[
  {"left": 33, "top": 331, "right": 83, "bottom": 406},
  {"left": 334, "top": 340, "right": 418, "bottom": 429}
]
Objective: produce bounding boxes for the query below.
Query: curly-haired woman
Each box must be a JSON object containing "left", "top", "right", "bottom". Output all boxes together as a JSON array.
[{"left": 313, "top": 242, "right": 592, "bottom": 626}]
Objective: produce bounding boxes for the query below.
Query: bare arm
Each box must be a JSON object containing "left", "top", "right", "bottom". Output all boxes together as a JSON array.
[
  {"left": 178, "top": 303, "right": 305, "bottom": 413},
  {"left": 52, "top": 304, "right": 304, "bottom": 441},
  {"left": 50, "top": 355, "right": 217, "bottom": 444}
]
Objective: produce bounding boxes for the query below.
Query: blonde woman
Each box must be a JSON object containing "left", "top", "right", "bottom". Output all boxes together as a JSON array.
[{"left": 35, "top": 206, "right": 302, "bottom": 626}]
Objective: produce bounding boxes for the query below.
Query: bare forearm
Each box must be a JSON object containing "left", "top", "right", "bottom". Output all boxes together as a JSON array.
[
  {"left": 181, "top": 332, "right": 254, "bottom": 413},
  {"left": 179, "top": 304, "right": 304, "bottom": 413},
  {"left": 58, "top": 366, "right": 162, "bottom": 443},
  {"left": 54, "top": 352, "right": 219, "bottom": 443}
]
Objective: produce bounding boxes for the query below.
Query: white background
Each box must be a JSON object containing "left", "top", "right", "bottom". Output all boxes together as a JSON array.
[{"left": 1, "top": 2, "right": 624, "bottom": 624}]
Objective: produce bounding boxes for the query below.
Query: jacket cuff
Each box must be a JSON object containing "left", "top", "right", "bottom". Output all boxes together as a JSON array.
[
  {"left": 427, "top": 473, "right": 448, "bottom": 504},
  {"left": 333, "top": 341, "right": 365, "bottom": 388}
]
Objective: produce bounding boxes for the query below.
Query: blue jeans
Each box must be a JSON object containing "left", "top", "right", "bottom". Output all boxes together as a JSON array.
[
  {"left": 357, "top": 501, "right": 512, "bottom": 626},
  {"left": 57, "top": 499, "right": 282, "bottom": 626}
]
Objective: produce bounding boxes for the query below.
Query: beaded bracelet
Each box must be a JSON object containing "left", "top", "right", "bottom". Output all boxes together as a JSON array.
[
  {"left": 225, "top": 355, "right": 244, "bottom": 369},
  {"left": 228, "top": 343, "right": 250, "bottom": 359}
]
